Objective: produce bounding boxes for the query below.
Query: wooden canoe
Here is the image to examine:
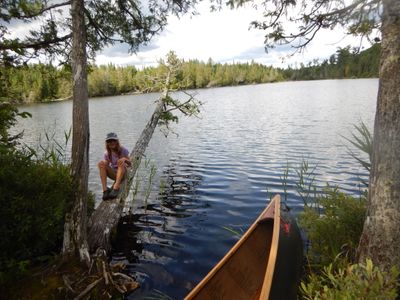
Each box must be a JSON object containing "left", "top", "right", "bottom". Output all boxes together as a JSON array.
[{"left": 185, "top": 195, "right": 303, "bottom": 300}]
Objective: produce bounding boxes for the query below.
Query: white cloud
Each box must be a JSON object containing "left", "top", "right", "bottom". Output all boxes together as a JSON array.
[
  {"left": 96, "top": 3, "right": 267, "bottom": 67},
  {"left": 96, "top": 2, "right": 373, "bottom": 68},
  {"left": 3, "top": 1, "right": 375, "bottom": 68},
  {"left": 156, "top": 4, "right": 265, "bottom": 62}
]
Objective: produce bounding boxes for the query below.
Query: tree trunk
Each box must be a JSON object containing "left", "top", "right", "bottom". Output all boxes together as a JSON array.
[
  {"left": 87, "top": 73, "right": 171, "bottom": 253},
  {"left": 62, "top": 0, "right": 90, "bottom": 265},
  {"left": 357, "top": 0, "right": 400, "bottom": 272}
]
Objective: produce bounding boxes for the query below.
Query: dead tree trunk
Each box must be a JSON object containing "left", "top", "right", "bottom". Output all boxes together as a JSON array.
[
  {"left": 87, "top": 72, "right": 171, "bottom": 253},
  {"left": 357, "top": 0, "right": 400, "bottom": 272},
  {"left": 62, "top": 0, "right": 91, "bottom": 265}
]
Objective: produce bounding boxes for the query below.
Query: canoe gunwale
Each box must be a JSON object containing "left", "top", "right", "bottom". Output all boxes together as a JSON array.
[
  {"left": 259, "top": 195, "right": 281, "bottom": 299},
  {"left": 185, "top": 195, "right": 281, "bottom": 300}
]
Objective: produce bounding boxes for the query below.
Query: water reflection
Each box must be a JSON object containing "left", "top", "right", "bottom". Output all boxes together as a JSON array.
[
  {"left": 113, "top": 161, "right": 205, "bottom": 299},
  {"left": 11, "top": 79, "right": 378, "bottom": 299}
]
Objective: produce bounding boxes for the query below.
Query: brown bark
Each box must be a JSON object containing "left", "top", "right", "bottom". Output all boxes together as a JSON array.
[
  {"left": 62, "top": 0, "right": 90, "bottom": 264},
  {"left": 357, "top": 0, "right": 400, "bottom": 272},
  {"left": 87, "top": 73, "right": 171, "bottom": 253}
]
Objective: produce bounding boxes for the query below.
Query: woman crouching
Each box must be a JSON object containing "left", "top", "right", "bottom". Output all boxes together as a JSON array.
[{"left": 98, "top": 132, "right": 131, "bottom": 200}]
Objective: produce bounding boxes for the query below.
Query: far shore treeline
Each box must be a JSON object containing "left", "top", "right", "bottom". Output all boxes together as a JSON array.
[{"left": 1, "top": 44, "right": 380, "bottom": 104}]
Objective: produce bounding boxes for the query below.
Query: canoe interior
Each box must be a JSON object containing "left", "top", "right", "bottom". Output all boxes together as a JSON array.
[{"left": 188, "top": 219, "right": 274, "bottom": 300}]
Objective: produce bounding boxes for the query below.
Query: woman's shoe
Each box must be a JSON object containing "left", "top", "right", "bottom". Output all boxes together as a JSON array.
[
  {"left": 102, "top": 187, "right": 112, "bottom": 200},
  {"left": 108, "top": 188, "right": 120, "bottom": 199}
]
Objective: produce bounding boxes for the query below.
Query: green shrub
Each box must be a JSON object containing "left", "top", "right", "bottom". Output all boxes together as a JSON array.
[
  {"left": 0, "top": 103, "right": 96, "bottom": 288},
  {"left": 0, "top": 149, "right": 73, "bottom": 282},
  {"left": 301, "top": 259, "right": 399, "bottom": 299},
  {"left": 299, "top": 188, "right": 366, "bottom": 266},
  {"left": 0, "top": 102, "right": 31, "bottom": 149}
]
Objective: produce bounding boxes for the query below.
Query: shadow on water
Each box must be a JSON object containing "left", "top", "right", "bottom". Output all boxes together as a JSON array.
[
  {"left": 111, "top": 156, "right": 368, "bottom": 299},
  {"left": 12, "top": 80, "right": 376, "bottom": 299},
  {"left": 112, "top": 162, "right": 208, "bottom": 299}
]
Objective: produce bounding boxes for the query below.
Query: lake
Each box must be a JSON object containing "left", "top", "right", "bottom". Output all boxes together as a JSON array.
[{"left": 13, "top": 78, "right": 377, "bottom": 299}]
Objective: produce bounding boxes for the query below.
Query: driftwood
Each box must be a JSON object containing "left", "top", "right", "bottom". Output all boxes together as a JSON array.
[
  {"left": 50, "top": 95, "right": 73, "bottom": 102},
  {"left": 87, "top": 72, "right": 170, "bottom": 253},
  {"left": 74, "top": 277, "right": 103, "bottom": 300}
]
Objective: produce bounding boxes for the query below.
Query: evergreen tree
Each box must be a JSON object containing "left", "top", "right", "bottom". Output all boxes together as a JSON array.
[
  {"left": 1, "top": 0, "right": 200, "bottom": 264},
  {"left": 230, "top": 0, "right": 400, "bottom": 274}
]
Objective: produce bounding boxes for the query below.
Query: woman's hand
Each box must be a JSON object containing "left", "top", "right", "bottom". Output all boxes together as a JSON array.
[{"left": 118, "top": 157, "right": 131, "bottom": 167}]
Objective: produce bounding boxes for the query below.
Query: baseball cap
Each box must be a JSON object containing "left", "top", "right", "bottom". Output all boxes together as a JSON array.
[{"left": 105, "top": 132, "right": 119, "bottom": 141}]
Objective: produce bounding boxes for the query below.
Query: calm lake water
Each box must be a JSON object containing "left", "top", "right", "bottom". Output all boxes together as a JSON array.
[{"left": 14, "top": 79, "right": 377, "bottom": 299}]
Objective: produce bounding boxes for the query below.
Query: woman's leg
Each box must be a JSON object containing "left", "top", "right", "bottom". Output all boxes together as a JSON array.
[
  {"left": 98, "top": 160, "right": 116, "bottom": 192},
  {"left": 113, "top": 159, "right": 127, "bottom": 190}
]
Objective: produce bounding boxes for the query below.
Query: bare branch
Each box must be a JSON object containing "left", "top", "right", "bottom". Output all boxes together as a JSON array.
[
  {"left": 319, "top": 0, "right": 376, "bottom": 19},
  {"left": 164, "top": 98, "right": 193, "bottom": 113},
  {"left": 74, "top": 278, "right": 103, "bottom": 300},
  {"left": 253, "top": 0, "right": 382, "bottom": 52}
]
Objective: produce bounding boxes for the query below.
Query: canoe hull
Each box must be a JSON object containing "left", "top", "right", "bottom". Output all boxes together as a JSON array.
[
  {"left": 268, "top": 204, "right": 303, "bottom": 300},
  {"left": 185, "top": 195, "right": 303, "bottom": 300}
]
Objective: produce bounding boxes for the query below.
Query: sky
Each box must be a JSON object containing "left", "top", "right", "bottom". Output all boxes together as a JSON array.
[
  {"left": 95, "top": 2, "right": 372, "bottom": 69},
  {"left": 4, "top": 1, "right": 375, "bottom": 69}
]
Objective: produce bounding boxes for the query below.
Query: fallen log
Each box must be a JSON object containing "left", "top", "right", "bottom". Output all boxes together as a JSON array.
[
  {"left": 87, "top": 72, "right": 170, "bottom": 253},
  {"left": 88, "top": 53, "right": 201, "bottom": 254}
]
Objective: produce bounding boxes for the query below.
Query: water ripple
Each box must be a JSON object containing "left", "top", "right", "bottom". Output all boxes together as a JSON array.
[{"left": 12, "top": 79, "right": 377, "bottom": 299}]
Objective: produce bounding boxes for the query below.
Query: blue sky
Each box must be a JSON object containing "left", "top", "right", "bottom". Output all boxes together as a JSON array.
[
  {"left": 5, "top": 2, "right": 374, "bottom": 68},
  {"left": 95, "top": 2, "right": 373, "bottom": 68}
]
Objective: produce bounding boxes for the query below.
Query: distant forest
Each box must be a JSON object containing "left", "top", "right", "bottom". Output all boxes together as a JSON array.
[{"left": 0, "top": 44, "right": 380, "bottom": 103}]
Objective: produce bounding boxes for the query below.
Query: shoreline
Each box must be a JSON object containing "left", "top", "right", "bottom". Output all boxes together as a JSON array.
[{"left": 12, "top": 77, "right": 379, "bottom": 105}]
